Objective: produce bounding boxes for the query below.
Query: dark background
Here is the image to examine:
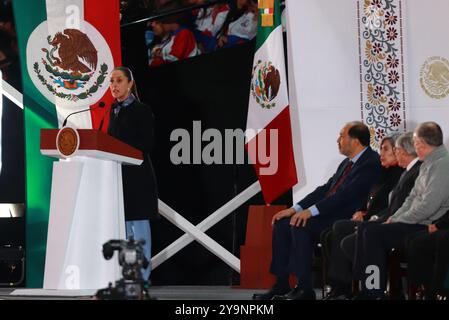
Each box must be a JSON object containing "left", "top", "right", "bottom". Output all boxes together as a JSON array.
[
  {"left": 0, "top": 4, "right": 293, "bottom": 286},
  {"left": 122, "top": 24, "right": 292, "bottom": 285},
  {"left": 0, "top": 95, "right": 24, "bottom": 204}
]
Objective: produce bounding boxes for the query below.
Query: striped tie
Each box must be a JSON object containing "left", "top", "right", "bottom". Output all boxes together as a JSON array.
[{"left": 326, "top": 161, "right": 353, "bottom": 197}]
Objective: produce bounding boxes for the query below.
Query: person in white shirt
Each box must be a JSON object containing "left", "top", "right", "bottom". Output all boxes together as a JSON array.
[{"left": 217, "top": 0, "right": 258, "bottom": 48}]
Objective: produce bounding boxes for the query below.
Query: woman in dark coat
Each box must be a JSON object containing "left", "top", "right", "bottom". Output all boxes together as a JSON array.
[
  {"left": 322, "top": 134, "right": 403, "bottom": 298},
  {"left": 108, "top": 66, "right": 159, "bottom": 282}
]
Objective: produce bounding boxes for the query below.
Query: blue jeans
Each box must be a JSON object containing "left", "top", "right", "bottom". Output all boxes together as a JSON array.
[{"left": 125, "top": 220, "right": 152, "bottom": 281}]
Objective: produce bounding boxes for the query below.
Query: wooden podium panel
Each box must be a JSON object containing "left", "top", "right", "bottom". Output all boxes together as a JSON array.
[
  {"left": 240, "top": 205, "right": 296, "bottom": 289},
  {"left": 41, "top": 129, "right": 143, "bottom": 164}
]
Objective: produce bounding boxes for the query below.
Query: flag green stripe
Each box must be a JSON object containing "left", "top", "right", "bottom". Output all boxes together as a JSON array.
[
  {"left": 13, "top": 0, "right": 58, "bottom": 288},
  {"left": 255, "top": 0, "right": 282, "bottom": 51}
]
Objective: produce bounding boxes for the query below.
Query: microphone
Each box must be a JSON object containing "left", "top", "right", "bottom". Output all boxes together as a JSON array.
[
  {"left": 98, "top": 102, "right": 120, "bottom": 132},
  {"left": 62, "top": 101, "right": 106, "bottom": 127}
]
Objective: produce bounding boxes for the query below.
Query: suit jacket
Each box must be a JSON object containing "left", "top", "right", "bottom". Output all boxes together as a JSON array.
[
  {"left": 377, "top": 160, "right": 422, "bottom": 219},
  {"left": 108, "top": 99, "right": 159, "bottom": 221},
  {"left": 363, "top": 165, "right": 404, "bottom": 219},
  {"left": 297, "top": 147, "right": 381, "bottom": 219}
]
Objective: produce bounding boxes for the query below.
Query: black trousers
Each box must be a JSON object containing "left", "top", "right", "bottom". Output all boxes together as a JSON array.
[
  {"left": 349, "top": 220, "right": 383, "bottom": 280},
  {"left": 357, "top": 222, "right": 426, "bottom": 296},
  {"left": 270, "top": 216, "right": 338, "bottom": 290},
  {"left": 406, "top": 229, "right": 449, "bottom": 298},
  {"left": 326, "top": 220, "right": 360, "bottom": 286}
]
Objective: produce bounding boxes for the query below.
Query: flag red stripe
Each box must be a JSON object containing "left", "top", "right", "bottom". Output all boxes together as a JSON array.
[
  {"left": 84, "top": 0, "right": 122, "bottom": 131},
  {"left": 246, "top": 106, "right": 298, "bottom": 204}
]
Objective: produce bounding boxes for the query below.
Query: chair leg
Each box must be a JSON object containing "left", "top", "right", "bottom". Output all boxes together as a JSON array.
[
  {"left": 408, "top": 283, "right": 418, "bottom": 300},
  {"left": 388, "top": 253, "right": 402, "bottom": 299},
  {"left": 321, "top": 246, "right": 327, "bottom": 299},
  {"left": 352, "top": 280, "right": 359, "bottom": 295}
]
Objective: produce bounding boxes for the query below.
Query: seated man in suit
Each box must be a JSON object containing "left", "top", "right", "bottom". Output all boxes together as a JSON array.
[
  {"left": 253, "top": 121, "right": 381, "bottom": 300},
  {"left": 355, "top": 121, "right": 449, "bottom": 299},
  {"left": 406, "top": 210, "right": 449, "bottom": 299},
  {"left": 322, "top": 133, "right": 404, "bottom": 299},
  {"left": 325, "top": 132, "right": 421, "bottom": 299}
]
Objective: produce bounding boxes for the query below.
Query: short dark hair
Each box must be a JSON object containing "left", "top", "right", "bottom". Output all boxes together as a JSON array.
[
  {"left": 347, "top": 121, "right": 370, "bottom": 147},
  {"left": 415, "top": 122, "right": 443, "bottom": 147}
]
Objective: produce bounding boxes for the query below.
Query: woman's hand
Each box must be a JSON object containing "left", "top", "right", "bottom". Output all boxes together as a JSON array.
[{"left": 351, "top": 211, "right": 365, "bottom": 222}]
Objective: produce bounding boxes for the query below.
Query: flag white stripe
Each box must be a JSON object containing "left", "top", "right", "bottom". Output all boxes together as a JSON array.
[
  {"left": 46, "top": 0, "right": 84, "bottom": 36},
  {"left": 45, "top": 0, "right": 93, "bottom": 129},
  {"left": 246, "top": 25, "right": 289, "bottom": 142}
]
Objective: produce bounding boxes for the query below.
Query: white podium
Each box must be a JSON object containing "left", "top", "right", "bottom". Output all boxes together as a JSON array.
[{"left": 40, "top": 128, "right": 143, "bottom": 290}]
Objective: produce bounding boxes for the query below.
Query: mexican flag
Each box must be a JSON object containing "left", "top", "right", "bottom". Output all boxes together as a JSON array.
[
  {"left": 13, "top": 0, "right": 121, "bottom": 287},
  {"left": 246, "top": 0, "right": 297, "bottom": 204}
]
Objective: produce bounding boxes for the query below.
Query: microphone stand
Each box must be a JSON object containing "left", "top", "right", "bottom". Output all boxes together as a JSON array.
[{"left": 62, "top": 102, "right": 106, "bottom": 127}]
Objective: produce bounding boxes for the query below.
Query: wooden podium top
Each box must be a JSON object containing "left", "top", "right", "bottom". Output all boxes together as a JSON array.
[{"left": 40, "top": 128, "right": 144, "bottom": 165}]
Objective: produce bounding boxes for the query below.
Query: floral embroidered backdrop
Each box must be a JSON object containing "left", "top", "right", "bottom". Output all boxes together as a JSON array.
[{"left": 358, "top": 0, "right": 407, "bottom": 150}]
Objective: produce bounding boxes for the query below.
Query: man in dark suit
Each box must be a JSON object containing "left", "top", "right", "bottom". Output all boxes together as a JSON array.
[
  {"left": 325, "top": 132, "right": 421, "bottom": 299},
  {"left": 346, "top": 133, "right": 422, "bottom": 285},
  {"left": 321, "top": 133, "right": 403, "bottom": 299},
  {"left": 253, "top": 121, "right": 381, "bottom": 300},
  {"left": 354, "top": 122, "right": 449, "bottom": 299},
  {"left": 406, "top": 211, "right": 449, "bottom": 299}
]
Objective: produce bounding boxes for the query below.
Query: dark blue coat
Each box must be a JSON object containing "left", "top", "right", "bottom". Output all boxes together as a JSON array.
[
  {"left": 297, "top": 147, "right": 381, "bottom": 219},
  {"left": 108, "top": 99, "right": 159, "bottom": 221}
]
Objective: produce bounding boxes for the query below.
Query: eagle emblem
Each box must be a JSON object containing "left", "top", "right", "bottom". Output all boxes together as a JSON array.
[
  {"left": 56, "top": 127, "right": 80, "bottom": 158},
  {"left": 251, "top": 60, "right": 281, "bottom": 109},
  {"left": 420, "top": 56, "right": 449, "bottom": 100},
  {"left": 32, "top": 28, "right": 108, "bottom": 102}
]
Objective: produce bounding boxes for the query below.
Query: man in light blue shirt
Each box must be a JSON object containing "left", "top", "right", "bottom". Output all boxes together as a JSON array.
[
  {"left": 253, "top": 121, "right": 381, "bottom": 300},
  {"left": 292, "top": 146, "right": 367, "bottom": 218}
]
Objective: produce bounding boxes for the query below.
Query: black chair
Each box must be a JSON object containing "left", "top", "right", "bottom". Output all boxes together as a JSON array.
[
  {"left": 0, "top": 217, "right": 25, "bottom": 287},
  {"left": 388, "top": 247, "right": 418, "bottom": 300},
  {"left": 0, "top": 245, "right": 25, "bottom": 287}
]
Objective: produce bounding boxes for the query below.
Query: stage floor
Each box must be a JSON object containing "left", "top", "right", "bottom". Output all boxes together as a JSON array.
[{"left": 0, "top": 287, "right": 323, "bottom": 300}]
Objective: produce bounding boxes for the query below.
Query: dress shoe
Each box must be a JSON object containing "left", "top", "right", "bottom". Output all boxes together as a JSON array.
[
  {"left": 352, "top": 291, "right": 385, "bottom": 300},
  {"left": 287, "top": 288, "right": 316, "bottom": 300},
  {"left": 351, "top": 292, "right": 370, "bottom": 300},
  {"left": 271, "top": 286, "right": 299, "bottom": 300},
  {"left": 252, "top": 283, "right": 291, "bottom": 300},
  {"left": 323, "top": 293, "right": 351, "bottom": 300},
  {"left": 275, "top": 286, "right": 316, "bottom": 300},
  {"left": 322, "top": 285, "right": 351, "bottom": 300}
]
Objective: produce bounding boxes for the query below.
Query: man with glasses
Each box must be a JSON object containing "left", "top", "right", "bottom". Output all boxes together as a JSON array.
[
  {"left": 253, "top": 121, "right": 381, "bottom": 300},
  {"left": 355, "top": 122, "right": 449, "bottom": 299}
]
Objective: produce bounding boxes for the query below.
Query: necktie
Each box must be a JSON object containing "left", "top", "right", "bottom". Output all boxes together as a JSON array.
[
  {"left": 388, "top": 170, "right": 407, "bottom": 207},
  {"left": 327, "top": 161, "right": 353, "bottom": 197}
]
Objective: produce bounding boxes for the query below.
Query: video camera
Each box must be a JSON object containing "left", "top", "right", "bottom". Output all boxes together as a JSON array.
[{"left": 95, "top": 236, "right": 152, "bottom": 300}]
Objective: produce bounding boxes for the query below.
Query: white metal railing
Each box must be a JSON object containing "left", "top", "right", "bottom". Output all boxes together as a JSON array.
[{"left": 1, "top": 77, "right": 24, "bottom": 110}]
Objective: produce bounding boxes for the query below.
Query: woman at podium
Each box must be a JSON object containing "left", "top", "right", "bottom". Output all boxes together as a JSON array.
[{"left": 107, "top": 66, "right": 159, "bottom": 282}]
